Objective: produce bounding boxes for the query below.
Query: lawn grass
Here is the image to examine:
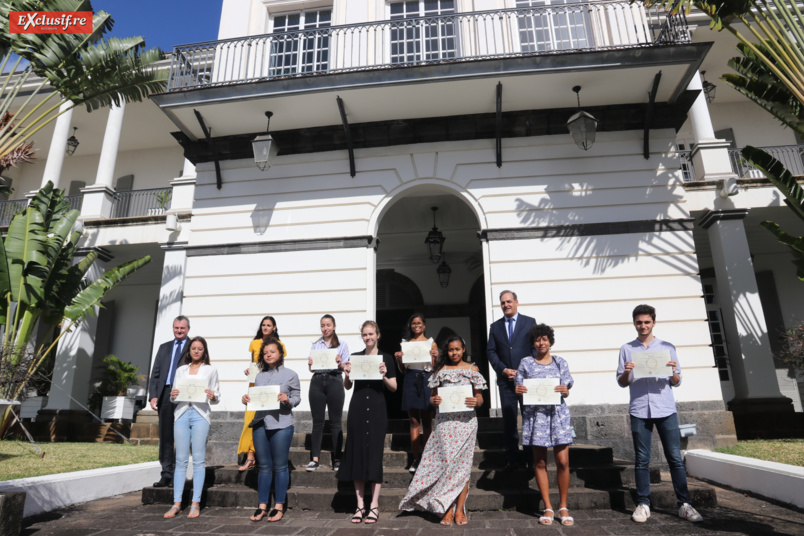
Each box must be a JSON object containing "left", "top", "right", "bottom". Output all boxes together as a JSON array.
[
  {"left": 0, "top": 441, "right": 158, "bottom": 481},
  {"left": 715, "top": 439, "right": 804, "bottom": 467}
]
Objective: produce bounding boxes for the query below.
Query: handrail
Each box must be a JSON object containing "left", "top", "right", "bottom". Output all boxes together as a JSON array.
[
  {"left": 110, "top": 188, "right": 172, "bottom": 219},
  {"left": 728, "top": 145, "right": 804, "bottom": 179}
]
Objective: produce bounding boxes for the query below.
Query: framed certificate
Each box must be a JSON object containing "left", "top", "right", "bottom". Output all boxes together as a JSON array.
[
  {"left": 633, "top": 350, "right": 672, "bottom": 379},
  {"left": 310, "top": 349, "right": 338, "bottom": 370},
  {"left": 247, "top": 363, "right": 261, "bottom": 383},
  {"left": 522, "top": 378, "right": 561, "bottom": 405},
  {"left": 173, "top": 378, "right": 208, "bottom": 403},
  {"left": 247, "top": 385, "right": 281, "bottom": 411},
  {"left": 438, "top": 385, "right": 473, "bottom": 413},
  {"left": 401, "top": 341, "right": 432, "bottom": 364},
  {"left": 350, "top": 354, "right": 382, "bottom": 380}
]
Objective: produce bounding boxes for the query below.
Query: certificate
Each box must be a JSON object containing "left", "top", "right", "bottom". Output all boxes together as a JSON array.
[
  {"left": 401, "top": 341, "right": 432, "bottom": 364},
  {"left": 522, "top": 378, "right": 561, "bottom": 406},
  {"left": 350, "top": 354, "right": 382, "bottom": 380},
  {"left": 247, "top": 362, "right": 261, "bottom": 383},
  {"left": 173, "top": 378, "right": 208, "bottom": 403},
  {"left": 247, "top": 385, "right": 280, "bottom": 411},
  {"left": 438, "top": 385, "right": 473, "bottom": 413},
  {"left": 310, "top": 349, "right": 338, "bottom": 370},
  {"left": 633, "top": 350, "right": 673, "bottom": 379}
]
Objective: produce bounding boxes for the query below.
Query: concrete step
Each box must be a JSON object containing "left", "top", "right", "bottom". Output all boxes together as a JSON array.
[{"left": 142, "top": 481, "right": 716, "bottom": 512}]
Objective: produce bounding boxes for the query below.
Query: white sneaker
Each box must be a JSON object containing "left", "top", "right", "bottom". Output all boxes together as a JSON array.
[
  {"left": 632, "top": 504, "right": 650, "bottom": 523},
  {"left": 678, "top": 503, "right": 703, "bottom": 522}
]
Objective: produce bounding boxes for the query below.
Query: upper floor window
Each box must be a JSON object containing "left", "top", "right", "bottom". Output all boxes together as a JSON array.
[
  {"left": 270, "top": 8, "right": 332, "bottom": 76},
  {"left": 389, "top": 1, "right": 456, "bottom": 64},
  {"left": 515, "top": 0, "right": 591, "bottom": 52}
]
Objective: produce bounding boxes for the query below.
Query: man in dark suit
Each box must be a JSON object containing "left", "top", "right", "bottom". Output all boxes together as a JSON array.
[
  {"left": 487, "top": 290, "right": 536, "bottom": 471},
  {"left": 148, "top": 315, "right": 190, "bottom": 487}
]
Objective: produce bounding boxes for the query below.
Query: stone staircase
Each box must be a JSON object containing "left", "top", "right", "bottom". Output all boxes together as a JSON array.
[{"left": 141, "top": 417, "right": 716, "bottom": 513}]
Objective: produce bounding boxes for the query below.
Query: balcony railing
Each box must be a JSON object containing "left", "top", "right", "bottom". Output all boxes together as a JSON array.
[
  {"left": 110, "top": 188, "right": 172, "bottom": 219},
  {"left": 168, "top": 3, "right": 690, "bottom": 91},
  {"left": 0, "top": 199, "right": 29, "bottom": 227},
  {"left": 678, "top": 150, "right": 696, "bottom": 182},
  {"left": 728, "top": 145, "right": 804, "bottom": 179},
  {"left": 65, "top": 194, "right": 83, "bottom": 213}
]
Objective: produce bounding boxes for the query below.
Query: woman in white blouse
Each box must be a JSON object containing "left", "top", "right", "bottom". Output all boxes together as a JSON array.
[{"left": 164, "top": 336, "right": 220, "bottom": 519}]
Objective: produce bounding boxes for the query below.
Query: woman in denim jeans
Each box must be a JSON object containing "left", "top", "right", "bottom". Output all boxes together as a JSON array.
[
  {"left": 164, "top": 336, "right": 220, "bottom": 519},
  {"left": 242, "top": 338, "right": 301, "bottom": 522}
]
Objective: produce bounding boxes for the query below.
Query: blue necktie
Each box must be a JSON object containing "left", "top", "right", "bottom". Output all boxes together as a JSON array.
[
  {"left": 168, "top": 340, "right": 182, "bottom": 384},
  {"left": 507, "top": 318, "right": 514, "bottom": 341}
]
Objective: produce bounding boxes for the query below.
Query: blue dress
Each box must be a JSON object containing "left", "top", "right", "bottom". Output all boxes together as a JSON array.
[{"left": 515, "top": 355, "right": 574, "bottom": 447}]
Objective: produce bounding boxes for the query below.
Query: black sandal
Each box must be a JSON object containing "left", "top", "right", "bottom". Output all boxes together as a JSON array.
[
  {"left": 250, "top": 508, "right": 267, "bottom": 522},
  {"left": 364, "top": 507, "right": 379, "bottom": 524},
  {"left": 267, "top": 508, "right": 285, "bottom": 522},
  {"left": 351, "top": 507, "right": 366, "bottom": 523}
]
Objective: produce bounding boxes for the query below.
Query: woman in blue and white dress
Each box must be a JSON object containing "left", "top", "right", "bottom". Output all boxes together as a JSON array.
[{"left": 515, "top": 323, "right": 574, "bottom": 527}]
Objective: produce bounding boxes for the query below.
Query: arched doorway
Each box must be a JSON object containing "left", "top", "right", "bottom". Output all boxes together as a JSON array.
[{"left": 374, "top": 192, "right": 488, "bottom": 417}]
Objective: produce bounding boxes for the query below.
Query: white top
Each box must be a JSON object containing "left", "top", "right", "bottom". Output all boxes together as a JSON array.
[{"left": 170, "top": 363, "right": 221, "bottom": 423}]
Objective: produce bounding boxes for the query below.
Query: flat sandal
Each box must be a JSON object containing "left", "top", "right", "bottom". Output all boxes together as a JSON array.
[{"left": 539, "top": 508, "right": 554, "bottom": 525}]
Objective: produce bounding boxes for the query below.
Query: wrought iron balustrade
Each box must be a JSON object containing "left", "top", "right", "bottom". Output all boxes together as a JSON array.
[
  {"left": 110, "top": 188, "right": 172, "bottom": 219},
  {"left": 0, "top": 199, "right": 29, "bottom": 227},
  {"left": 728, "top": 145, "right": 804, "bottom": 179},
  {"left": 168, "top": 3, "right": 690, "bottom": 91},
  {"left": 678, "top": 150, "right": 695, "bottom": 182}
]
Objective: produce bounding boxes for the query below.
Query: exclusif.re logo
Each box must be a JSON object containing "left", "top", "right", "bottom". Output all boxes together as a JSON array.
[{"left": 9, "top": 11, "right": 92, "bottom": 34}]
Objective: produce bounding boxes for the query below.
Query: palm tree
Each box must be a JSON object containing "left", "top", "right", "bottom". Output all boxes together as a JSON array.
[
  {"left": 644, "top": 0, "right": 804, "bottom": 279},
  {"left": 0, "top": 0, "right": 167, "bottom": 165}
]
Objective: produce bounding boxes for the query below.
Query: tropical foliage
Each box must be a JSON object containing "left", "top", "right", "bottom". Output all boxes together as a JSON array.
[
  {"left": 643, "top": 0, "right": 804, "bottom": 278},
  {"left": 0, "top": 182, "right": 150, "bottom": 433},
  {"left": 0, "top": 0, "right": 167, "bottom": 166},
  {"left": 87, "top": 355, "right": 143, "bottom": 413},
  {"left": 778, "top": 320, "right": 804, "bottom": 374}
]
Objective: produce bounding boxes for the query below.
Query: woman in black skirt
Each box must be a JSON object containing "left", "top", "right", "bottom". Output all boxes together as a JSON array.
[
  {"left": 337, "top": 320, "right": 397, "bottom": 524},
  {"left": 393, "top": 313, "right": 438, "bottom": 473}
]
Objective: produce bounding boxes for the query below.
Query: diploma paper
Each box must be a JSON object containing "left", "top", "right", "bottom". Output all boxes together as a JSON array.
[
  {"left": 247, "top": 363, "right": 261, "bottom": 383},
  {"left": 310, "top": 349, "right": 338, "bottom": 370},
  {"left": 632, "top": 350, "right": 673, "bottom": 379},
  {"left": 401, "top": 340, "right": 432, "bottom": 364},
  {"left": 247, "top": 385, "right": 281, "bottom": 411},
  {"left": 438, "top": 385, "right": 474, "bottom": 413},
  {"left": 350, "top": 354, "right": 382, "bottom": 380},
  {"left": 173, "top": 378, "right": 208, "bottom": 403},
  {"left": 522, "top": 378, "right": 561, "bottom": 406}
]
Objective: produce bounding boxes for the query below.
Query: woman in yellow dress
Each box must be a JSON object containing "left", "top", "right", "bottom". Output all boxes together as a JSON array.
[{"left": 238, "top": 316, "right": 286, "bottom": 471}]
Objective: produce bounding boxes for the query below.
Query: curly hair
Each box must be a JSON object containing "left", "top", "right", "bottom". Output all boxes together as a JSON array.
[
  {"left": 528, "top": 323, "right": 555, "bottom": 347},
  {"left": 258, "top": 337, "right": 285, "bottom": 370}
]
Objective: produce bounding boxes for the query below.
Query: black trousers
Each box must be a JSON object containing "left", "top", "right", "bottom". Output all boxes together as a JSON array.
[
  {"left": 157, "top": 385, "right": 175, "bottom": 480},
  {"left": 309, "top": 373, "right": 344, "bottom": 461},
  {"left": 499, "top": 382, "right": 524, "bottom": 464}
]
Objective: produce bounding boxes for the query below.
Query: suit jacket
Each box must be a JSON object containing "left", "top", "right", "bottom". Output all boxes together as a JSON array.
[
  {"left": 487, "top": 313, "right": 536, "bottom": 386},
  {"left": 148, "top": 338, "right": 189, "bottom": 399}
]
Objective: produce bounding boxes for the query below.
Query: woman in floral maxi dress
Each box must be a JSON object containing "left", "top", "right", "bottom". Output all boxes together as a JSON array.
[
  {"left": 399, "top": 335, "right": 487, "bottom": 526},
  {"left": 515, "top": 323, "right": 574, "bottom": 526}
]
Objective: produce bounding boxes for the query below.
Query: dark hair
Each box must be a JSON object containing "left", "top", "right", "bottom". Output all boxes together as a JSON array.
[
  {"left": 174, "top": 315, "right": 190, "bottom": 328},
  {"left": 434, "top": 335, "right": 467, "bottom": 373},
  {"left": 528, "top": 323, "right": 555, "bottom": 347},
  {"left": 183, "top": 336, "right": 210, "bottom": 365},
  {"left": 632, "top": 304, "right": 656, "bottom": 321},
  {"left": 403, "top": 312, "right": 427, "bottom": 341},
  {"left": 259, "top": 337, "right": 285, "bottom": 370},
  {"left": 499, "top": 290, "right": 518, "bottom": 301},
  {"left": 253, "top": 316, "right": 280, "bottom": 341},
  {"left": 320, "top": 314, "right": 340, "bottom": 347}
]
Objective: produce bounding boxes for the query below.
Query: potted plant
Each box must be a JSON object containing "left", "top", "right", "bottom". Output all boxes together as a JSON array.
[
  {"left": 88, "top": 355, "right": 144, "bottom": 421},
  {"left": 149, "top": 189, "right": 172, "bottom": 215}
]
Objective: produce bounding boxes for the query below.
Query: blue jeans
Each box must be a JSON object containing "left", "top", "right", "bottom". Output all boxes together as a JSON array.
[
  {"left": 631, "top": 413, "right": 691, "bottom": 507},
  {"left": 253, "top": 424, "right": 294, "bottom": 505},
  {"left": 173, "top": 407, "right": 210, "bottom": 504}
]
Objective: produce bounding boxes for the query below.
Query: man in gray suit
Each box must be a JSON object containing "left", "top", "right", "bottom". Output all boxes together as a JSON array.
[
  {"left": 487, "top": 291, "right": 536, "bottom": 471},
  {"left": 148, "top": 316, "right": 190, "bottom": 487}
]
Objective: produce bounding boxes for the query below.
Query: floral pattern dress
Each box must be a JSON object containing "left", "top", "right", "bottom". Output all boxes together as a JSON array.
[
  {"left": 399, "top": 366, "right": 488, "bottom": 514},
  {"left": 515, "top": 355, "right": 574, "bottom": 447}
]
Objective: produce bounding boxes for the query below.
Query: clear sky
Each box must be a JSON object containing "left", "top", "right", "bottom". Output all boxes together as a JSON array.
[{"left": 93, "top": 0, "right": 224, "bottom": 52}]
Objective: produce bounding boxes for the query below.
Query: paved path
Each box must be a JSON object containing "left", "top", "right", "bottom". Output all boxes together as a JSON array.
[{"left": 21, "top": 483, "right": 804, "bottom": 536}]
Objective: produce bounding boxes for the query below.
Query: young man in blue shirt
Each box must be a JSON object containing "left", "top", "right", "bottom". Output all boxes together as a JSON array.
[{"left": 616, "top": 304, "right": 703, "bottom": 523}]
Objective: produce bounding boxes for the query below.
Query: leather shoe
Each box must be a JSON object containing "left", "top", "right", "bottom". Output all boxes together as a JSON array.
[
  {"left": 153, "top": 477, "right": 172, "bottom": 488},
  {"left": 502, "top": 462, "right": 520, "bottom": 473}
]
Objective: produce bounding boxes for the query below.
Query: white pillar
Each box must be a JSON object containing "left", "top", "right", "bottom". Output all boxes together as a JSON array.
[
  {"left": 39, "top": 102, "right": 74, "bottom": 190},
  {"left": 687, "top": 72, "right": 737, "bottom": 183},
  {"left": 80, "top": 103, "right": 126, "bottom": 219},
  {"left": 699, "top": 210, "right": 792, "bottom": 411}
]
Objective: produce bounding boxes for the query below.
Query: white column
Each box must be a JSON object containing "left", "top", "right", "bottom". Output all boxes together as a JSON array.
[
  {"left": 687, "top": 72, "right": 737, "bottom": 182},
  {"left": 39, "top": 102, "right": 73, "bottom": 190},
  {"left": 80, "top": 103, "right": 125, "bottom": 219},
  {"left": 699, "top": 210, "right": 791, "bottom": 411}
]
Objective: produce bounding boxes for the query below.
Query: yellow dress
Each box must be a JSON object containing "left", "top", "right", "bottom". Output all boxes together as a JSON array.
[{"left": 237, "top": 338, "right": 287, "bottom": 455}]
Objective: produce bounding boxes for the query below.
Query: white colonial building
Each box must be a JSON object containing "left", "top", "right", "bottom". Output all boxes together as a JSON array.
[{"left": 5, "top": 0, "right": 803, "bottom": 450}]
